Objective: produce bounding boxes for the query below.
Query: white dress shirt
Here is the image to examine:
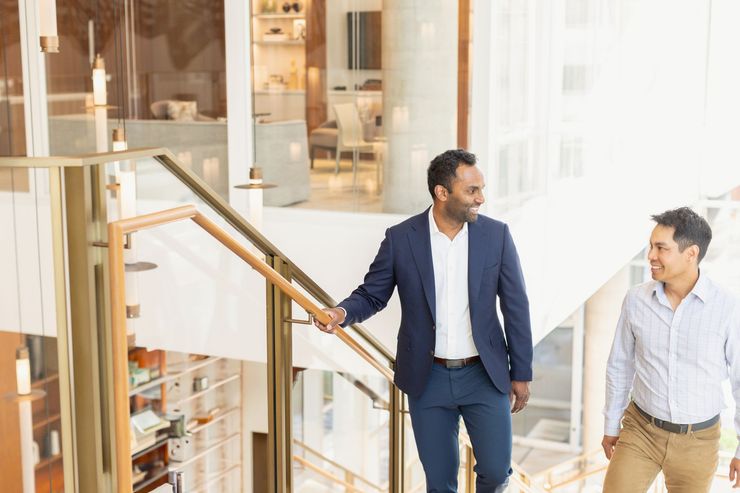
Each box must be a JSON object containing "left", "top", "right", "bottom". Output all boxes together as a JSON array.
[
  {"left": 428, "top": 208, "right": 478, "bottom": 359},
  {"left": 603, "top": 274, "right": 740, "bottom": 458}
]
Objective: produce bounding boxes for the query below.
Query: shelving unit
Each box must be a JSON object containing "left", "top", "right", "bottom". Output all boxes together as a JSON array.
[
  {"left": 252, "top": 6, "right": 307, "bottom": 121},
  {"left": 126, "top": 350, "right": 243, "bottom": 492}
]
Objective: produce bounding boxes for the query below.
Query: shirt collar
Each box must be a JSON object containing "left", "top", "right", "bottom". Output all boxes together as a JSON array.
[
  {"left": 690, "top": 271, "right": 710, "bottom": 302},
  {"left": 428, "top": 207, "right": 468, "bottom": 239},
  {"left": 653, "top": 270, "right": 710, "bottom": 304}
]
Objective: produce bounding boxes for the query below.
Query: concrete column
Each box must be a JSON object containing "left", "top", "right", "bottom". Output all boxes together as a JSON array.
[
  {"left": 582, "top": 266, "right": 631, "bottom": 452},
  {"left": 381, "top": 1, "right": 458, "bottom": 213}
]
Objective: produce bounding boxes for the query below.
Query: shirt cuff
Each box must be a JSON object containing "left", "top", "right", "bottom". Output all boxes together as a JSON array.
[
  {"left": 604, "top": 419, "right": 622, "bottom": 437},
  {"left": 337, "top": 306, "right": 347, "bottom": 320},
  {"left": 735, "top": 443, "right": 740, "bottom": 460}
]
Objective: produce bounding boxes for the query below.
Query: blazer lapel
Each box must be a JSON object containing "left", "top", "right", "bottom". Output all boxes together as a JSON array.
[
  {"left": 408, "top": 210, "right": 436, "bottom": 322},
  {"left": 467, "top": 219, "right": 487, "bottom": 319}
]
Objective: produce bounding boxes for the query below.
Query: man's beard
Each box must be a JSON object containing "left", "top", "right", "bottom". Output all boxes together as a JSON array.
[{"left": 456, "top": 206, "right": 478, "bottom": 223}]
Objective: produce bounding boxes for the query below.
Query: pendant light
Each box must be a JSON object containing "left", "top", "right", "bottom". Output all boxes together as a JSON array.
[
  {"left": 39, "top": 0, "right": 59, "bottom": 53},
  {"left": 16, "top": 347, "right": 31, "bottom": 395},
  {"left": 92, "top": 54, "right": 107, "bottom": 106}
]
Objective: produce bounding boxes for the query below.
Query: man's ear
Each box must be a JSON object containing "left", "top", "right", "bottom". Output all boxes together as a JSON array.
[
  {"left": 434, "top": 185, "right": 448, "bottom": 201},
  {"left": 686, "top": 244, "right": 700, "bottom": 264}
]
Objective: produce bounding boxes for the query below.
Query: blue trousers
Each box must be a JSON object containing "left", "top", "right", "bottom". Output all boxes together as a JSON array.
[{"left": 408, "top": 361, "right": 512, "bottom": 493}]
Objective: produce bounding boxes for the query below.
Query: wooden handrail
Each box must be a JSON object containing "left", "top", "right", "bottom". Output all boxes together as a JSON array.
[
  {"left": 533, "top": 448, "right": 602, "bottom": 480},
  {"left": 109, "top": 206, "right": 395, "bottom": 492},
  {"left": 294, "top": 439, "right": 386, "bottom": 492},
  {"left": 293, "top": 455, "right": 368, "bottom": 492}
]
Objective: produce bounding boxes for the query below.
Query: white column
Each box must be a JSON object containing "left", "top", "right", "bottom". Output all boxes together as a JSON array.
[
  {"left": 582, "top": 266, "right": 631, "bottom": 451},
  {"left": 381, "top": 1, "right": 458, "bottom": 213},
  {"left": 18, "top": 0, "right": 50, "bottom": 157},
  {"left": 225, "top": 0, "right": 254, "bottom": 218}
]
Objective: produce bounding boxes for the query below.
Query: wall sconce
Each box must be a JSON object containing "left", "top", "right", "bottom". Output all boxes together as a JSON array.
[
  {"left": 92, "top": 54, "right": 107, "bottom": 107},
  {"left": 39, "top": 0, "right": 59, "bottom": 53}
]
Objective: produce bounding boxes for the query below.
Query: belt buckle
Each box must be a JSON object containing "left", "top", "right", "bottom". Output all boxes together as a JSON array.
[{"left": 446, "top": 359, "right": 464, "bottom": 369}]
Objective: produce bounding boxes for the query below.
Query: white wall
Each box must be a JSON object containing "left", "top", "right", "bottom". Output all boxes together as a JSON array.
[{"left": 701, "top": 0, "right": 740, "bottom": 197}]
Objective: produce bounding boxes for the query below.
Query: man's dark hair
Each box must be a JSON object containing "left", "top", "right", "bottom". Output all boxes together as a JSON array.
[
  {"left": 427, "top": 149, "right": 477, "bottom": 199},
  {"left": 651, "top": 207, "right": 712, "bottom": 262}
]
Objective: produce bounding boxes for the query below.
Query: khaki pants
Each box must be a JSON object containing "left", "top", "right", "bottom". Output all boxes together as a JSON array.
[{"left": 603, "top": 402, "right": 720, "bottom": 493}]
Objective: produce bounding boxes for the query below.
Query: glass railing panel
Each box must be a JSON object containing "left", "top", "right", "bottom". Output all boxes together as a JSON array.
[
  {"left": 104, "top": 157, "right": 271, "bottom": 492},
  {"left": 513, "top": 325, "right": 574, "bottom": 447},
  {"left": 0, "top": 166, "right": 68, "bottom": 493},
  {"left": 292, "top": 328, "right": 391, "bottom": 493}
]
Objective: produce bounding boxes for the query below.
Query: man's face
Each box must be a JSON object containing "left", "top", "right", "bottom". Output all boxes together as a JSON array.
[
  {"left": 440, "top": 165, "right": 485, "bottom": 223},
  {"left": 647, "top": 225, "right": 697, "bottom": 282}
]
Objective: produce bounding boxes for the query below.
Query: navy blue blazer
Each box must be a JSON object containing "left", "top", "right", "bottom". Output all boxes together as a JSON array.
[{"left": 338, "top": 208, "right": 533, "bottom": 398}]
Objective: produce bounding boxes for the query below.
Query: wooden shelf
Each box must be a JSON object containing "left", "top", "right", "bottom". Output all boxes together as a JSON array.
[
  {"left": 133, "top": 466, "right": 169, "bottom": 492},
  {"left": 254, "top": 13, "right": 305, "bottom": 19},
  {"left": 35, "top": 454, "right": 62, "bottom": 470},
  {"left": 33, "top": 413, "right": 61, "bottom": 430},
  {"left": 171, "top": 433, "right": 241, "bottom": 469},
  {"left": 132, "top": 435, "right": 168, "bottom": 460},
  {"left": 129, "top": 356, "right": 223, "bottom": 397},
  {"left": 254, "top": 40, "right": 305, "bottom": 46},
  {"left": 254, "top": 89, "right": 305, "bottom": 95},
  {"left": 172, "top": 373, "right": 240, "bottom": 406},
  {"left": 31, "top": 373, "right": 58, "bottom": 388},
  {"left": 189, "top": 464, "right": 241, "bottom": 493},
  {"left": 189, "top": 407, "right": 240, "bottom": 434}
]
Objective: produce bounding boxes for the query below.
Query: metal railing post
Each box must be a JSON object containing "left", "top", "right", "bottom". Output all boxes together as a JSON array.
[
  {"left": 266, "top": 255, "right": 293, "bottom": 493},
  {"left": 64, "top": 163, "right": 114, "bottom": 492},
  {"left": 389, "top": 385, "right": 404, "bottom": 493}
]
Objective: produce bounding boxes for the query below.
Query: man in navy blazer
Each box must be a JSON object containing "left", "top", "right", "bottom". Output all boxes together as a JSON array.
[{"left": 315, "top": 149, "right": 533, "bottom": 492}]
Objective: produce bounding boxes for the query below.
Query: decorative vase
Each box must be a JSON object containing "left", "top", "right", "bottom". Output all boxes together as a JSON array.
[{"left": 282, "top": 2, "right": 291, "bottom": 13}]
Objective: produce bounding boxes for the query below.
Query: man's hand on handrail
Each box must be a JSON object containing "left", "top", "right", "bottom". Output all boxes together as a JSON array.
[{"left": 314, "top": 308, "right": 346, "bottom": 334}]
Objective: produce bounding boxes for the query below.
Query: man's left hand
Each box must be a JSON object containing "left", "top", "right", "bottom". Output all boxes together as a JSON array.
[
  {"left": 509, "top": 381, "right": 530, "bottom": 413},
  {"left": 729, "top": 458, "right": 740, "bottom": 488}
]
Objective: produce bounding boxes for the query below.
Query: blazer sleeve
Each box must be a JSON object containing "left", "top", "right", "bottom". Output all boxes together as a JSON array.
[
  {"left": 498, "top": 224, "right": 533, "bottom": 382},
  {"left": 337, "top": 228, "right": 396, "bottom": 325}
]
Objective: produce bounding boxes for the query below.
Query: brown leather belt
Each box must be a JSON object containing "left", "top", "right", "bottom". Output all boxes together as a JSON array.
[
  {"left": 433, "top": 355, "right": 480, "bottom": 369},
  {"left": 633, "top": 402, "right": 719, "bottom": 434}
]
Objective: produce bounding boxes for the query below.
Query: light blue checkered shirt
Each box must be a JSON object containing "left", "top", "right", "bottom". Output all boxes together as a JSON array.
[{"left": 603, "top": 273, "right": 740, "bottom": 458}]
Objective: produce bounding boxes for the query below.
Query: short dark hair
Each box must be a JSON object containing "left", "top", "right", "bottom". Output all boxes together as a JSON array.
[
  {"left": 651, "top": 207, "right": 712, "bottom": 262},
  {"left": 427, "top": 149, "right": 477, "bottom": 199}
]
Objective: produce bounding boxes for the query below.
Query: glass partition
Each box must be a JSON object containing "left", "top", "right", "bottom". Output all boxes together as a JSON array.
[
  {"left": 0, "top": 166, "right": 69, "bottom": 493},
  {"left": 251, "top": 0, "right": 465, "bottom": 214},
  {"left": 46, "top": 0, "right": 230, "bottom": 200}
]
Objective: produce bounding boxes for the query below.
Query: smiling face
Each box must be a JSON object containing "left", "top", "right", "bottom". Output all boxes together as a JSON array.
[
  {"left": 435, "top": 164, "right": 485, "bottom": 223},
  {"left": 647, "top": 224, "right": 699, "bottom": 283}
]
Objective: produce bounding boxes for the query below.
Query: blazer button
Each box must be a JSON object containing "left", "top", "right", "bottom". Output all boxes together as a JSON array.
[
  {"left": 429, "top": 350, "right": 434, "bottom": 356},
  {"left": 432, "top": 325, "right": 436, "bottom": 331}
]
